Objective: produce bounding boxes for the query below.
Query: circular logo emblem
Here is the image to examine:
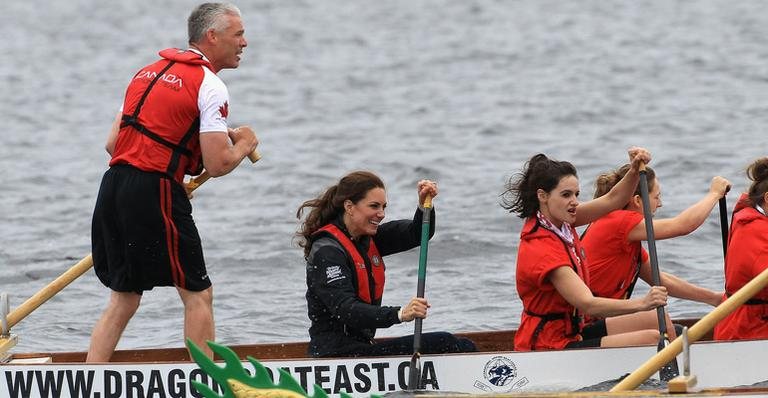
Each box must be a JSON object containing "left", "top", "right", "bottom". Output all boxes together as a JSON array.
[{"left": 484, "top": 356, "right": 517, "bottom": 387}]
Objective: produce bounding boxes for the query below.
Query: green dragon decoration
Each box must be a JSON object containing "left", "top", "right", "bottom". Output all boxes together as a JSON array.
[{"left": 186, "top": 339, "right": 378, "bottom": 398}]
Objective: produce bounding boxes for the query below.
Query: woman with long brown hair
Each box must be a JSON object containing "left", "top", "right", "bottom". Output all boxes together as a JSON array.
[{"left": 296, "top": 171, "right": 475, "bottom": 357}]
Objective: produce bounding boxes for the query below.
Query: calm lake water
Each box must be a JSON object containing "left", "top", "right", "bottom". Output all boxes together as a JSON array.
[{"left": 3, "top": 0, "right": 768, "bottom": 364}]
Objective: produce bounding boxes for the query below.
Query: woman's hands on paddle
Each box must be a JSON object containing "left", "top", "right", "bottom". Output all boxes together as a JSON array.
[
  {"left": 709, "top": 176, "right": 731, "bottom": 198},
  {"left": 574, "top": 147, "right": 652, "bottom": 227},
  {"left": 400, "top": 297, "right": 430, "bottom": 322},
  {"left": 627, "top": 146, "right": 652, "bottom": 172},
  {"left": 640, "top": 286, "right": 668, "bottom": 311},
  {"left": 417, "top": 180, "right": 438, "bottom": 207}
]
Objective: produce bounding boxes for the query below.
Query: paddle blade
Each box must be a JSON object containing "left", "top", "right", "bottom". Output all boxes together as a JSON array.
[
  {"left": 407, "top": 353, "right": 421, "bottom": 390},
  {"left": 658, "top": 338, "right": 680, "bottom": 382}
]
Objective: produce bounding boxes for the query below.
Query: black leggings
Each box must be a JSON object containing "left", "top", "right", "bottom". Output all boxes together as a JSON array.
[
  {"left": 354, "top": 332, "right": 477, "bottom": 357},
  {"left": 564, "top": 319, "right": 607, "bottom": 349}
]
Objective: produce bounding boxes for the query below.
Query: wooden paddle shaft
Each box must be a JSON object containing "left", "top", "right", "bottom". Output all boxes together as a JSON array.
[
  {"left": 247, "top": 149, "right": 261, "bottom": 163},
  {"left": 6, "top": 254, "right": 93, "bottom": 330},
  {"left": 3, "top": 150, "right": 261, "bottom": 332},
  {"left": 186, "top": 150, "right": 260, "bottom": 192},
  {"left": 611, "top": 264, "right": 768, "bottom": 392}
]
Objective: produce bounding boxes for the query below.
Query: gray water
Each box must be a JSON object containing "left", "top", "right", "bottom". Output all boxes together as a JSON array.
[{"left": 3, "top": 1, "right": 768, "bottom": 355}]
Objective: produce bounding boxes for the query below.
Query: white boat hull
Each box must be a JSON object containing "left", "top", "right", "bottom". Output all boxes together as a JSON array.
[{"left": 2, "top": 339, "right": 766, "bottom": 397}]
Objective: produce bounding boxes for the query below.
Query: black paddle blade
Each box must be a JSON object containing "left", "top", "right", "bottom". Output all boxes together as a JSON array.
[
  {"left": 407, "top": 353, "right": 421, "bottom": 390},
  {"left": 658, "top": 339, "right": 680, "bottom": 382}
]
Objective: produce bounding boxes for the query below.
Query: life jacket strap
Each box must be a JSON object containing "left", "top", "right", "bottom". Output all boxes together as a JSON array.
[
  {"left": 119, "top": 60, "right": 199, "bottom": 176},
  {"left": 524, "top": 309, "right": 581, "bottom": 350},
  {"left": 725, "top": 292, "right": 768, "bottom": 305},
  {"left": 120, "top": 115, "right": 194, "bottom": 158}
]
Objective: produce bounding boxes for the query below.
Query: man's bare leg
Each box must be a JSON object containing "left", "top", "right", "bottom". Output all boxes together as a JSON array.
[
  {"left": 86, "top": 291, "right": 141, "bottom": 362},
  {"left": 178, "top": 286, "right": 214, "bottom": 358}
]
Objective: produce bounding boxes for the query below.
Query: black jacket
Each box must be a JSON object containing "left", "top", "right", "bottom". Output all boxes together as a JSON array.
[{"left": 305, "top": 207, "right": 435, "bottom": 357}]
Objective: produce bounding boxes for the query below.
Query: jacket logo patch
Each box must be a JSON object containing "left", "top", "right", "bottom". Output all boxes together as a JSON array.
[
  {"left": 372, "top": 256, "right": 381, "bottom": 266},
  {"left": 325, "top": 265, "right": 345, "bottom": 283},
  {"left": 219, "top": 101, "right": 229, "bottom": 118},
  {"left": 135, "top": 70, "right": 183, "bottom": 90}
]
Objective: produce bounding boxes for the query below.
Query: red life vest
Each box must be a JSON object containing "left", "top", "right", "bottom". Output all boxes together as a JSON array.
[
  {"left": 714, "top": 193, "right": 768, "bottom": 340},
  {"left": 110, "top": 48, "right": 213, "bottom": 183},
  {"left": 317, "top": 224, "right": 385, "bottom": 304},
  {"left": 581, "top": 210, "right": 648, "bottom": 300},
  {"left": 514, "top": 217, "right": 588, "bottom": 351}
]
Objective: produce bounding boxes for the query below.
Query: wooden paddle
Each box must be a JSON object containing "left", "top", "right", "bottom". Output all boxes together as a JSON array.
[
  {"left": 0, "top": 149, "right": 260, "bottom": 340},
  {"left": 637, "top": 162, "right": 679, "bottom": 381},
  {"left": 185, "top": 151, "right": 261, "bottom": 193},
  {"left": 407, "top": 195, "right": 433, "bottom": 391},
  {"left": 611, "top": 263, "right": 768, "bottom": 391}
]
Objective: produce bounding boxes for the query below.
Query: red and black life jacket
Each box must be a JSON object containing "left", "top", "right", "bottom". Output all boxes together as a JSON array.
[
  {"left": 111, "top": 49, "right": 213, "bottom": 183},
  {"left": 317, "top": 224, "right": 385, "bottom": 303}
]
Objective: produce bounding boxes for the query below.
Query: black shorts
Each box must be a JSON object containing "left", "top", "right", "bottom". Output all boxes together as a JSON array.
[
  {"left": 92, "top": 165, "right": 209, "bottom": 293},
  {"left": 565, "top": 319, "right": 607, "bottom": 349}
]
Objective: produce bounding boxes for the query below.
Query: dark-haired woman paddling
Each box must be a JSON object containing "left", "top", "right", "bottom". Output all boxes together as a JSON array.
[
  {"left": 502, "top": 148, "right": 668, "bottom": 351},
  {"left": 296, "top": 171, "right": 476, "bottom": 357}
]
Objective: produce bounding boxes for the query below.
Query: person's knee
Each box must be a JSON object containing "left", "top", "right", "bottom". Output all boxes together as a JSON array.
[
  {"left": 199, "top": 287, "right": 213, "bottom": 304},
  {"left": 108, "top": 291, "right": 141, "bottom": 317},
  {"left": 424, "top": 332, "right": 477, "bottom": 353},
  {"left": 445, "top": 333, "right": 477, "bottom": 353},
  {"left": 456, "top": 337, "right": 477, "bottom": 352},
  {"left": 178, "top": 287, "right": 213, "bottom": 308},
  {"left": 641, "top": 329, "right": 661, "bottom": 343}
]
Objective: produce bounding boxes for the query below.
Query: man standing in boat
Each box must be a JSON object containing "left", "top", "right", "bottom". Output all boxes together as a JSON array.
[{"left": 87, "top": 2, "right": 258, "bottom": 361}]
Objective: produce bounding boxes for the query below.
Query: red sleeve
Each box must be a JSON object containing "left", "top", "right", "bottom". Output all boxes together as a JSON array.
[
  {"left": 532, "top": 239, "right": 574, "bottom": 288},
  {"left": 617, "top": 211, "right": 645, "bottom": 254}
]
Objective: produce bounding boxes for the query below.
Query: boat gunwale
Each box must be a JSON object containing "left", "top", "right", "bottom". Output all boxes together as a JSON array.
[{"left": 7, "top": 318, "right": 712, "bottom": 364}]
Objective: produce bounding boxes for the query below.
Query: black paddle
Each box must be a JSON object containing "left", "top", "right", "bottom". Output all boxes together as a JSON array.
[
  {"left": 637, "top": 163, "right": 680, "bottom": 382},
  {"left": 407, "top": 196, "right": 432, "bottom": 391},
  {"left": 718, "top": 195, "right": 729, "bottom": 258}
]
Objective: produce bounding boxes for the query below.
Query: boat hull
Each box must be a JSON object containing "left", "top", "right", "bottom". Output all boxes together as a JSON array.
[{"left": 3, "top": 338, "right": 767, "bottom": 397}]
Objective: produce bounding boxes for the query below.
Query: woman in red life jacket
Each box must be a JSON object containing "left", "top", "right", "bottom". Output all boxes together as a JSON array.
[
  {"left": 581, "top": 164, "right": 729, "bottom": 338},
  {"left": 715, "top": 157, "right": 768, "bottom": 340},
  {"left": 296, "top": 171, "right": 476, "bottom": 357},
  {"left": 502, "top": 148, "right": 669, "bottom": 351}
]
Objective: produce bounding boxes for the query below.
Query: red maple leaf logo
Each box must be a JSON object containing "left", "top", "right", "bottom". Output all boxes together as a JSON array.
[{"left": 218, "top": 102, "right": 229, "bottom": 118}]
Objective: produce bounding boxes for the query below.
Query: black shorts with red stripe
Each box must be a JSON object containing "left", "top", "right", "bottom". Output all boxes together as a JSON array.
[{"left": 92, "top": 164, "right": 210, "bottom": 293}]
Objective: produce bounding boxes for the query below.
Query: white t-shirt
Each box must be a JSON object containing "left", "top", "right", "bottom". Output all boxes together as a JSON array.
[{"left": 190, "top": 49, "right": 229, "bottom": 134}]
